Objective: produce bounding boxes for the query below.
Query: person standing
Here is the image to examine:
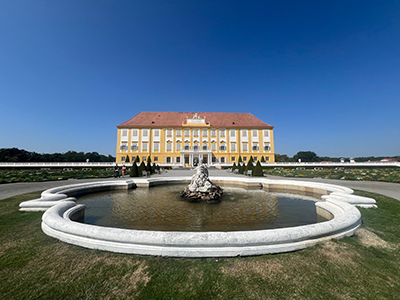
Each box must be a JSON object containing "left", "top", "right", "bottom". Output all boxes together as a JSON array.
[{"left": 114, "top": 164, "right": 120, "bottom": 178}]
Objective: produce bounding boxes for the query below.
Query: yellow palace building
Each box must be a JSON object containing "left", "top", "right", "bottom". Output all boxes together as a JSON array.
[{"left": 116, "top": 112, "right": 274, "bottom": 166}]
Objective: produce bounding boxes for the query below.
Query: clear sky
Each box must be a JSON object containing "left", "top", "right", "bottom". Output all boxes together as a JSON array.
[{"left": 1, "top": 1, "right": 399, "bottom": 158}]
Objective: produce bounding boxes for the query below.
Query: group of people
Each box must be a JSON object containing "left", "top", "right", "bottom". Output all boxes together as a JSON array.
[{"left": 114, "top": 164, "right": 127, "bottom": 178}]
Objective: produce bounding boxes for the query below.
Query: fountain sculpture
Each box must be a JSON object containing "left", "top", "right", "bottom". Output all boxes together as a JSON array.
[{"left": 180, "top": 164, "right": 223, "bottom": 202}]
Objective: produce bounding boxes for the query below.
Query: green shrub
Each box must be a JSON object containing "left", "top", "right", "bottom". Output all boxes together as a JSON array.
[
  {"left": 244, "top": 156, "right": 255, "bottom": 174},
  {"left": 238, "top": 163, "right": 246, "bottom": 174},
  {"left": 130, "top": 162, "right": 139, "bottom": 177},
  {"left": 138, "top": 162, "right": 146, "bottom": 176},
  {"left": 231, "top": 162, "right": 237, "bottom": 172},
  {"left": 253, "top": 161, "right": 263, "bottom": 176}
]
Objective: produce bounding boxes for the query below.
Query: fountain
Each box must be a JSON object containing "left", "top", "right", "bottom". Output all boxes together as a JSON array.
[
  {"left": 19, "top": 170, "right": 377, "bottom": 257},
  {"left": 180, "top": 164, "right": 223, "bottom": 202}
]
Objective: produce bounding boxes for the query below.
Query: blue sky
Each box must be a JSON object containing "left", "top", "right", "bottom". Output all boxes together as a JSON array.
[{"left": 1, "top": 1, "right": 399, "bottom": 157}]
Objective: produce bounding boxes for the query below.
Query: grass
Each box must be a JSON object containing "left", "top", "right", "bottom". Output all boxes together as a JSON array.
[{"left": 0, "top": 190, "right": 399, "bottom": 299}]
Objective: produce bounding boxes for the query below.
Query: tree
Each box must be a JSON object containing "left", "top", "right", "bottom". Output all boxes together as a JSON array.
[
  {"left": 85, "top": 152, "right": 101, "bottom": 162},
  {"left": 146, "top": 156, "right": 152, "bottom": 174},
  {"left": 253, "top": 161, "right": 263, "bottom": 176},
  {"left": 130, "top": 161, "right": 139, "bottom": 177},
  {"left": 125, "top": 155, "right": 130, "bottom": 163},
  {"left": 292, "top": 151, "right": 319, "bottom": 162},
  {"left": 135, "top": 155, "right": 140, "bottom": 163},
  {"left": 238, "top": 156, "right": 243, "bottom": 164},
  {"left": 238, "top": 163, "right": 246, "bottom": 174},
  {"left": 244, "top": 156, "right": 255, "bottom": 174},
  {"left": 260, "top": 156, "right": 265, "bottom": 163},
  {"left": 138, "top": 161, "right": 146, "bottom": 176},
  {"left": 231, "top": 162, "right": 237, "bottom": 171},
  {"left": 275, "top": 154, "right": 291, "bottom": 162}
]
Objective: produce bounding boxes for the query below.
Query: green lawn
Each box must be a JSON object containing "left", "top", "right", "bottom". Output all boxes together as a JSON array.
[{"left": 1, "top": 191, "right": 399, "bottom": 300}]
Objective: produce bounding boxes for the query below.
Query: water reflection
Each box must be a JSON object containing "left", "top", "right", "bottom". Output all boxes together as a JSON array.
[{"left": 77, "top": 185, "right": 327, "bottom": 231}]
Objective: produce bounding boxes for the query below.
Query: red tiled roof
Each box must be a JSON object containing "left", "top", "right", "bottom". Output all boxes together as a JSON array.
[{"left": 117, "top": 112, "right": 274, "bottom": 129}]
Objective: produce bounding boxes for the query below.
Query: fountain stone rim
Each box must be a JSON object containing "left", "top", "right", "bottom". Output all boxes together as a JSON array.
[{"left": 20, "top": 176, "right": 375, "bottom": 257}]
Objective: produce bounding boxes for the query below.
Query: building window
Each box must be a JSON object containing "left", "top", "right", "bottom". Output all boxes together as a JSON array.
[
  {"left": 122, "top": 130, "right": 128, "bottom": 137},
  {"left": 184, "top": 130, "right": 190, "bottom": 137},
  {"left": 232, "top": 157, "right": 236, "bottom": 162},
  {"left": 252, "top": 144, "right": 259, "bottom": 151},
  {"left": 254, "top": 157, "right": 258, "bottom": 161},
  {"left": 221, "top": 157, "right": 225, "bottom": 163},
  {"left": 231, "top": 143, "right": 236, "bottom": 151},
  {"left": 184, "top": 144, "right": 190, "bottom": 150},
  {"left": 265, "top": 157, "right": 270, "bottom": 161},
  {"left": 143, "top": 157, "right": 147, "bottom": 162},
  {"left": 230, "top": 130, "right": 235, "bottom": 137},
  {"left": 243, "top": 143, "right": 248, "bottom": 151},
  {"left": 154, "top": 130, "right": 159, "bottom": 137},
  {"left": 242, "top": 130, "right": 247, "bottom": 137},
  {"left": 203, "top": 130, "right": 208, "bottom": 137},
  {"left": 212, "top": 143, "right": 216, "bottom": 151},
  {"left": 154, "top": 143, "right": 159, "bottom": 151},
  {"left": 243, "top": 157, "right": 247, "bottom": 162},
  {"left": 264, "top": 144, "right": 270, "bottom": 151},
  {"left": 220, "top": 130, "right": 225, "bottom": 137},
  {"left": 142, "top": 143, "right": 148, "bottom": 151},
  {"left": 211, "top": 130, "right": 216, "bottom": 137},
  {"left": 253, "top": 130, "right": 258, "bottom": 137},
  {"left": 220, "top": 145, "right": 226, "bottom": 151},
  {"left": 194, "top": 129, "right": 199, "bottom": 137},
  {"left": 132, "top": 130, "right": 138, "bottom": 137},
  {"left": 142, "top": 130, "right": 148, "bottom": 137},
  {"left": 202, "top": 145, "right": 208, "bottom": 150},
  {"left": 167, "top": 143, "right": 172, "bottom": 151},
  {"left": 120, "top": 145, "right": 127, "bottom": 151},
  {"left": 264, "top": 130, "right": 269, "bottom": 137},
  {"left": 212, "top": 157, "right": 217, "bottom": 163},
  {"left": 176, "top": 157, "right": 180, "bottom": 163},
  {"left": 154, "top": 157, "right": 158, "bottom": 162},
  {"left": 166, "top": 157, "right": 171, "bottom": 163},
  {"left": 167, "top": 129, "right": 172, "bottom": 137},
  {"left": 176, "top": 143, "right": 181, "bottom": 151},
  {"left": 176, "top": 130, "right": 181, "bottom": 137},
  {"left": 193, "top": 144, "right": 199, "bottom": 151},
  {"left": 131, "top": 143, "right": 138, "bottom": 151}
]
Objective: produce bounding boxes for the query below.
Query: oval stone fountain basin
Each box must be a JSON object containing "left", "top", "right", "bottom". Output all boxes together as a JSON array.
[
  {"left": 19, "top": 176, "right": 374, "bottom": 257},
  {"left": 77, "top": 185, "right": 330, "bottom": 232}
]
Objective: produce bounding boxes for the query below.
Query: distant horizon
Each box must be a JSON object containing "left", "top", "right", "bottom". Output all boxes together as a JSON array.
[
  {"left": 1, "top": 146, "right": 397, "bottom": 161},
  {"left": 1, "top": 2, "right": 399, "bottom": 157}
]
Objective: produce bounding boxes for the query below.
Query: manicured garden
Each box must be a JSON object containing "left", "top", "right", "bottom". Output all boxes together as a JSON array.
[
  {"left": 0, "top": 168, "right": 115, "bottom": 184},
  {"left": 262, "top": 167, "right": 400, "bottom": 183},
  {"left": 1, "top": 190, "right": 399, "bottom": 299}
]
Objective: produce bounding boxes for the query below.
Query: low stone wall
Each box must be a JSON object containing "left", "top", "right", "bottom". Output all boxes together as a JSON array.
[{"left": 21, "top": 176, "right": 376, "bottom": 257}]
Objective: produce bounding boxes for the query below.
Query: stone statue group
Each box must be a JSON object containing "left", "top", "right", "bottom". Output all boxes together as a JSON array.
[{"left": 180, "top": 164, "right": 223, "bottom": 202}]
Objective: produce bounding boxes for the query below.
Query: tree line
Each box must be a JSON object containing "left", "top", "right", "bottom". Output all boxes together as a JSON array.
[
  {"left": 0, "top": 148, "right": 115, "bottom": 162},
  {"left": 275, "top": 151, "right": 399, "bottom": 162}
]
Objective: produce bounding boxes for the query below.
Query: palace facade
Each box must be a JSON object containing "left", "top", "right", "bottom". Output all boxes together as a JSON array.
[{"left": 116, "top": 112, "right": 274, "bottom": 166}]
